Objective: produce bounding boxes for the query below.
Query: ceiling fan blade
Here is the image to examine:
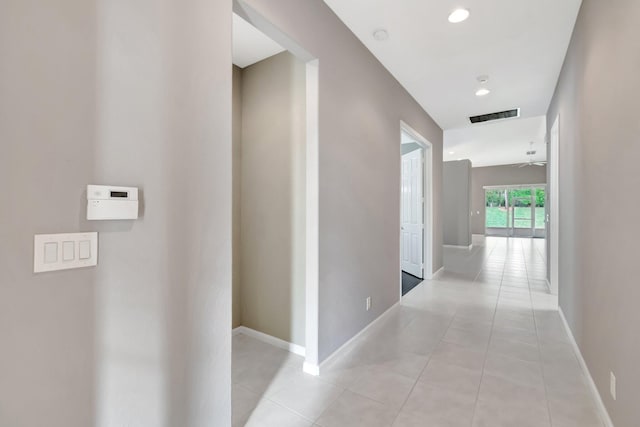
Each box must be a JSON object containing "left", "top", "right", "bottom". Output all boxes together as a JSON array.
[
  {"left": 534, "top": 162, "right": 546, "bottom": 166},
  {"left": 518, "top": 163, "right": 527, "bottom": 168}
]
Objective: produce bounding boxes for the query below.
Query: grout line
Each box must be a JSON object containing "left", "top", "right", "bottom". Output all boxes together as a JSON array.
[
  {"left": 235, "top": 238, "right": 558, "bottom": 427},
  {"left": 309, "top": 388, "right": 347, "bottom": 425},
  {"left": 392, "top": 237, "right": 503, "bottom": 427},
  {"left": 342, "top": 388, "right": 408, "bottom": 417},
  {"left": 386, "top": 239, "right": 497, "bottom": 426},
  {"left": 469, "top": 238, "right": 506, "bottom": 426},
  {"left": 265, "top": 395, "right": 325, "bottom": 424},
  {"left": 388, "top": 311, "right": 457, "bottom": 426},
  {"left": 522, "top": 239, "right": 555, "bottom": 427},
  {"left": 234, "top": 381, "right": 324, "bottom": 426}
]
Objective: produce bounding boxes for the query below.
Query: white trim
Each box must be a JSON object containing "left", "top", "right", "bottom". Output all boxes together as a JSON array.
[
  {"left": 558, "top": 308, "right": 614, "bottom": 427},
  {"left": 303, "top": 302, "right": 401, "bottom": 376},
  {"left": 549, "top": 115, "right": 560, "bottom": 296},
  {"left": 400, "top": 148, "right": 424, "bottom": 279},
  {"left": 431, "top": 266, "right": 444, "bottom": 279},
  {"left": 303, "top": 361, "right": 320, "bottom": 376},
  {"left": 235, "top": 1, "right": 314, "bottom": 63},
  {"left": 234, "top": 0, "right": 321, "bottom": 387},
  {"left": 400, "top": 121, "right": 433, "bottom": 283},
  {"left": 483, "top": 183, "right": 547, "bottom": 190},
  {"left": 304, "top": 59, "right": 320, "bottom": 371},
  {"left": 443, "top": 244, "right": 473, "bottom": 250},
  {"left": 233, "top": 326, "right": 306, "bottom": 357}
]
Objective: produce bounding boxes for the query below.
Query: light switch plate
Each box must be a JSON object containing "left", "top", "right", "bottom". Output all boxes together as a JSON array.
[{"left": 34, "top": 232, "right": 98, "bottom": 273}]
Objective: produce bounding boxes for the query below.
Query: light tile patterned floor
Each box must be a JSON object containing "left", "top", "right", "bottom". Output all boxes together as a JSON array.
[{"left": 232, "top": 237, "right": 604, "bottom": 427}]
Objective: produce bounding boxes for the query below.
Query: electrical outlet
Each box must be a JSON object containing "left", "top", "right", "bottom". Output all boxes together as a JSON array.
[
  {"left": 610, "top": 372, "right": 616, "bottom": 400},
  {"left": 366, "top": 297, "right": 371, "bottom": 311}
]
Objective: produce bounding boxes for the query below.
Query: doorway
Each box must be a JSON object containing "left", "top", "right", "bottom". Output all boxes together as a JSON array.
[
  {"left": 400, "top": 122, "right": 433, "bottom": 297},
  {"left": 232, "top": 0, "right": 321, "bottom": 378},
  {"left": 484, "top": 185, "right": 546, "bottom": 238},
  {"left": 401, "top": 147, "right": 423, "bottom": 278}
]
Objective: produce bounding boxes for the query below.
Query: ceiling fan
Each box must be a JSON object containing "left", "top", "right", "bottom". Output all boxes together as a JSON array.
[{"left": 515, "top": 142, "right": 547, "bottom": 167}]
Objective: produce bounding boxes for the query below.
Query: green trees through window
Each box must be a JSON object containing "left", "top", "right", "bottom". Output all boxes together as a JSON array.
[{"left": 485, "top": 187, "right": 546, "bottom": 230}]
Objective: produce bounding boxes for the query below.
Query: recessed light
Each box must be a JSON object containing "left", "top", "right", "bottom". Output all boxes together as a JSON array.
[
  {"left": 373, "top": 29, "right": 389, "bottom": 41},
  {"left": 448, "top": 8, "right": 470, "bottom": 23},
  {"left": 449, "top": 151, "right": 455, "bottom": 155},
  {"left": 475, "top": 88, "right": 491, "bottom": 97}
]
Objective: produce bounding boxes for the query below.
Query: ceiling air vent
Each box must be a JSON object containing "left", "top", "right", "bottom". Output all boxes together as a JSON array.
[{"left": 469, "top": 108, "right": 520, "bottom": 124}]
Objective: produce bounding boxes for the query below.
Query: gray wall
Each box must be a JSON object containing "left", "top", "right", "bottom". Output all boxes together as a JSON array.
[
  {"left": 443, "top": 160, "right": 472, "bottom": 247},
  {"left": 0, "top": 0, "right": 232, "bottom": 426},
  {"left": 238, "top": 0, "right": 444, "bottom": 362},
  {"left": 471, "top": 164, "right": 547, "bottom": 235},
  {"left": 237, "top": 52, "right": 307, "bottom": 346},
  {"left": 546, "top": 0, "right": 640, "bottom": 425}
]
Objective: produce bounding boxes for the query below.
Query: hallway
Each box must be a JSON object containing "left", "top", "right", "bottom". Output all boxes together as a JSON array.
[{"left": 232, "top": 237, "right": 603, "bottom": 426}]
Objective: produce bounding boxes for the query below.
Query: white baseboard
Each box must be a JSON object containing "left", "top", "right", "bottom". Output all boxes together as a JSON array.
[
  {"left": 443, "top": 244, "right": 473, "bottom": 250},
  {"left": 558, "top": 308, "right": 614, "bottom": 427},
  {"left": 303, "top": 302, "right": 401, "bottom": 376},
  {"left": 233, "top": 326, "right": 306, "bottom": 358},
  {"left": 545, "top": 278, "right": 554, "bottom": 295},
  {"left": 431, "top": 266, "right": 444, "bottom": 279},
  {"left": 303, "top": 361, "right": 320, "bottom": 376}
]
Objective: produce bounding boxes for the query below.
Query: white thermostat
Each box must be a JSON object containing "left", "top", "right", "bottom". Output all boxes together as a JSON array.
[{"left": 87, "top": 185, "right": 139, "bottom": 220}]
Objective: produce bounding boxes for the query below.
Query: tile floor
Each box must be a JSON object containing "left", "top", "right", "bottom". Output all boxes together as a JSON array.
[{"left": 232, "top": 236, "right": 604, "bottom": 427}]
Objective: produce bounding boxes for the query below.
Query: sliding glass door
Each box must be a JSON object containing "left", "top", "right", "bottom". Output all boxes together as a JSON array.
[
  {"left": 510, "top": 188, "right": 532, "bottom": 236},
  {"left": 534, "top": 188, "right": 546, "bottom": 236},
  {"left": 485, "top": 186, "right": 546, "bottom": 238},
  {"left": 485, "top": 189, "right": 508, "bottom": 229}
]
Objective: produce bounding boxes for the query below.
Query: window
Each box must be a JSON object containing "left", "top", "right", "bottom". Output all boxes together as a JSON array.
[
  {"left": 485, "top": 186, "right": 546, "bottom": 237},
  {"left": 485, "top": 189, "right": 508, "bottom": 228},
  {"left": 535, "top": 188, "right": 545, "bottom": 229}
]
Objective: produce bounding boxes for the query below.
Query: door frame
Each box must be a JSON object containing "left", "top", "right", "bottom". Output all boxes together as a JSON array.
[
  {"left": 549, "top": 115, "right": 560, "bottom": 295},
  {"left": 400, "top": 148, "right": 424, "bottom": 278},
  {"left": 399, "top": 121, "right": 433, "bottom": 299},
  {"left": 510, "top": 195, "right": 532, "bottom": 236},
  {"left": 234, "top": 0, "right": 321, "bottom": 375},
  {"left": 509, "top": 190, "right": 534, "bottom": 237}
]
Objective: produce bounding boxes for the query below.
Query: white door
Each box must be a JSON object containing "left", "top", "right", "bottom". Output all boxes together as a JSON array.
[
  {"left": 549, "top": 116, "right": 559, "bottom": 295},
  {"left": 401, "top": 149, "right": 423, "bottom": 278}
]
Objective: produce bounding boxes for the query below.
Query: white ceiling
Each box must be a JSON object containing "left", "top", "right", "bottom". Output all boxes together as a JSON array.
[
  {"left": 323, "top": 0, "right": 581, "bottom": 167},
  {"left": 323, "top": 0, "right": 581, "bottom": 130},
  {"left": 444, "top": 115, "right": 547, "bottom": 167},
  {"left": 232, "top": 13, "right": 285, "bottom": 68}
]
